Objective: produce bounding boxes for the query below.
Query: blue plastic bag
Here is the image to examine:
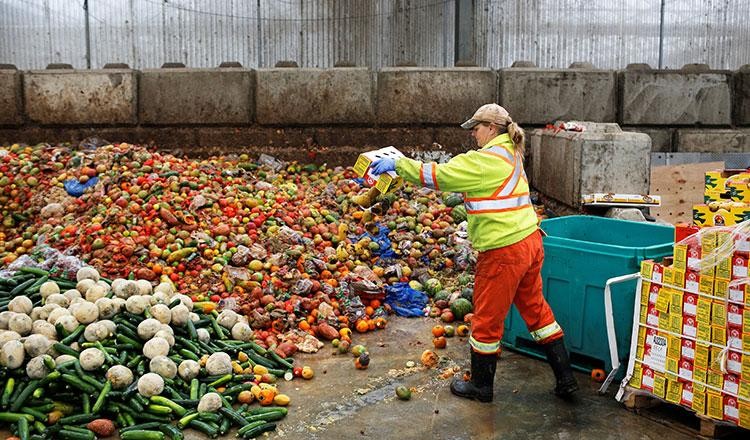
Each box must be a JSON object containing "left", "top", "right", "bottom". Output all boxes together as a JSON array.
[
  {"left": 385, "top": 282, "right": 427, "bottom": 317},
  {"left": 64, "top": 177, "right": 98, "bottom": 197},
  {"left": 354, "top": 222, "right": 397, "bottom": 260}
]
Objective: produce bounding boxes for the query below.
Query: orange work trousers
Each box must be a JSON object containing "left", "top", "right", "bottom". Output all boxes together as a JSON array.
[{"left": 469, "top": 229, "right": 563, "bottom": 355}]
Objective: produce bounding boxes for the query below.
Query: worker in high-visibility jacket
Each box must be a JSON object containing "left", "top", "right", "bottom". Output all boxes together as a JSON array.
[{"left": 370, "top": 103, "right": 578, "bottom": 402}]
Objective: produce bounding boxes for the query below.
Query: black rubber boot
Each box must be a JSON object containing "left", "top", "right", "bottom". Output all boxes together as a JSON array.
[
  {"left": 450, "top": 350, "right": 496, "bottom": 402},
  {"left": 543, "top": 338, "right": 579, "bottom": 397}
]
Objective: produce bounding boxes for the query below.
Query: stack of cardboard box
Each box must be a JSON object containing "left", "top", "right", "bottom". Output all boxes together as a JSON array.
[
  {"left": 694, "top": 170, "right": 750, "bottom": 227},
  {"left": 629, "top": 227, "right": 750, "bottom": 429}
]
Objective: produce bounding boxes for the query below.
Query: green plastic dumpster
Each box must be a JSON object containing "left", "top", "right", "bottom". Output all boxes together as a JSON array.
[{"left": 501, "top": 216, "right": 674, "bottom": 377}]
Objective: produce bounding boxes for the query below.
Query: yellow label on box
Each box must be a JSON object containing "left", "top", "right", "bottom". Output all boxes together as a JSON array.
[
  {"left": 694, "top": 368, "right": 707, "bottom": 390},
  {"left": 743, "top": 355, "right": 750, "bottom": 378},
  {"left": 656, "top": 288, "right": 671, "bottom": 313},
  {"left": 636, "top": 344, "right": 644, "bottom": 360},
  {"left": 739, "top": 380, "right": 750, "bottom": 401},
  {"left": 693, "top": 390, "right": 707, "bottom": 414},
  {"left": 665, "top": 379, "right": 682, "bottom": 404},
  {"left": 702, "top": 231, "right": 717, "bottom": 252},
  {"left": 712, "top": 325, "right": 727, "bottom": 345},
  {"left": 695, "top": 352, "right": 709, "bottom": 371},
  {"left": 707, "top": 391, "right": 724, "bottom": 420},
  {"left": 700, "top": 275, "right": 715, "bottom": 295},
  {"left": 712, "top": 302, "right": 727, "bottom": 327},
  {"left": 744, "top": 310, "right": 750, "bottom": 333},
  {"left": 715, "top": 278, "right": 730, "bottom": 299},
  {"left": 697, "top": 322, "right": 711, "bottom": 343},
  {"left": 639, "top": 304, "right": 648, "bottom": 325},
  {"left": 653, "top": 373, "right": 666, "bottom": 398},
  {"left": 670, "top": 290, "right": 684, "bottom": 315},
  {"left": 658, "top": 312, "right": 670, "bottom": 331},
  {"left": 716, "top": 256, "right": 732, "bottom": 280},
  {"left": 711, "top": 347, "right": 724, "bottom": 365},
  {"left": 666, "top": 356, "right": 679, "bottom": 374},
  {"left": 672, "top": 269, "right": 685, "bottom": 288},
  {"left": 662, "top": 266, "right": 675, "bottom": 286},
  {"left": 717, "top": 230, "right": 732, "bottom": 246},
  {"left": 670, "top": 314, "right": 682, "bottom": 334},
  {"left": 668, "top": 335, "right": 681, "bottom": 359},
  {"left": 740, "top": 402, "right": 750, "bottom": 429},
  {"left": 744, "top": 334, "right": 750, "bottom": 352},
  {"left": 673, "top": 244, "right": 687, "bottom": 270},
  {"left": 630, "top": 364, "right": 643, "bottom": 389},
  {"left": 697, "top": 298, "right": 712, "bottom": 323},
  {"left": 641, "top": 282, "right": 651, "bottom": 305},
  {"left": 707, "top": 369, "right": 724, "bottom": 389},
  {"left": 641, "top": 260, "right": 656, "bottom": 278}
]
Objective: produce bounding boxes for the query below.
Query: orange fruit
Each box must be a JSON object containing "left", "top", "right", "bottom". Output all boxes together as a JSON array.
[
  {"left": 355, "top": 320, "right": 369, "bottom": 333},
  {"left": 431, "top": 325, "right": 445, "bottom": 337}
]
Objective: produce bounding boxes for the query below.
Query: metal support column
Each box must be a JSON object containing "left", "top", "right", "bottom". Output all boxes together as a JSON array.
[
  {"left": 83, "top": 0, "right": 92, "bottom": 69},
  {"left": 454, "top": 0, "right": 474, "bottom": 66}
]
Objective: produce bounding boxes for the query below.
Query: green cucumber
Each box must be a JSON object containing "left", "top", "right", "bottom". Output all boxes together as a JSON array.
[{"left": 120, "top": 430, "right": 165, "bottom": 440}]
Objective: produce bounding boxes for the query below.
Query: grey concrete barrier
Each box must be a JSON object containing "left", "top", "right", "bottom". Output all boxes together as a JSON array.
[
  {"left": 24, "top": 69, "right": 137, "bottom": 125},
  {"left": 376, "top": 68, "right": 497, "bottom": 124},
  {"left": 620, "top": 66, "right": 732, "bottom": 126},
  {"left": 735, "top": 65, "right": 750, "bottom": 126},
  {"left": 675, "top": 129, "right": 750, "bottom": 153},
  {"left": 255, "top": 68, "right": 375, "bottom": 125},
  {"left": 499, "top": 67, "right": 617, "bottom": 125},
  {"left": 0, "top": 68, "right": 22, "bottom": 126},
  {"left": 623, "top": 127, "right": 675, "bottom": 152},
  {"left": 139, "top": 68, "right": 254, "bottom": 125},
  {"left": 530, "top": 122, "right": 651, "bottom": 208}
]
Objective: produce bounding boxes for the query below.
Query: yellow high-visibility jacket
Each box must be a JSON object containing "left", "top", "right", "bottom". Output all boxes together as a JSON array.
[{"left": 395, "top": 133, "right": 537, "bottom": 251}]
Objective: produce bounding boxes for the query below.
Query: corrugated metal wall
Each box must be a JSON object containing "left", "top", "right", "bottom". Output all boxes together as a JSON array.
[{"left": 1, "top": 0, "right": 748, "bottom": 70}]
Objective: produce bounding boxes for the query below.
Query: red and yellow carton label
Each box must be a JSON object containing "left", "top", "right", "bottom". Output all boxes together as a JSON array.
[
  {"left": 683, "top": 292, "right": 699, "bottom": 317},
  {"left": 641, "top": 365, "right": 655, "bottom": 392},
  {"left": 732, "top": 252, "right": 749, "bottom": 279},
  {"left": 727, "top": 350, "right": 743, "bottom": 376},
  {"left": 680, "top": 381, "right": 694, "bottom": 406},
  {"left": 353, "top": 147, "right": 404, "bottom": 194},
  {"left": 727, "top": 327, "right": 743, "bottom": 352},
  {"left": 678, "top": 357, "right": 694, "bottom": 382},
  {"left": 724, "top": 373, "right": 741, "bottom": 396},
  {"left": 641, "top": 260, "right": 664, "bottom": 283},
  {"left": 724, "top": 394, "right": 740, "bottom": 424}
]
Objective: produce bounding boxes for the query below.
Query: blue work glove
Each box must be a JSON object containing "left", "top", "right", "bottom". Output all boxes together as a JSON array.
[{"left": 370, "top": 158, "right": 396, "bottom": 175}]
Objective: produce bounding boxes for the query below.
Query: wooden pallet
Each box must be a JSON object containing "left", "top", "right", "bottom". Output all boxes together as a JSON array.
[{"left": 621, "top": 386, "right": 742, "bottom": 439}]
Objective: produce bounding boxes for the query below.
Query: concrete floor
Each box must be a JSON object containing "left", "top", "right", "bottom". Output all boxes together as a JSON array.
[
  {"left": 265, "top": 317, "right": 699, "bottom": 440},
  {"left": 2, "top": 316, "right": 731, "bottom": 439}
]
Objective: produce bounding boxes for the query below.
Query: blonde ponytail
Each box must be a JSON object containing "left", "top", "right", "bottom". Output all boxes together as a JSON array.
[{"left": 507, "top": 121, "right": 525, "bottom": 157}]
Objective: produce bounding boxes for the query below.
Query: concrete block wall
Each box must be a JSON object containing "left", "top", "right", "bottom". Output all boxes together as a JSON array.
[
  {"left": 24, "top": 69, "right": 137, "bottom": 125},
  {"left": 255, "top": 68, "right": 374, "bottom": 125},
  {"left": 139, "top": 68, "right": 254, "bottom": 124},
  {"left": 499, "top": 68, "right": 617, "bottom": 124},
  {"left": 375, "top": 68, "right": 497, "bottom": 124},
  {"left": 1, "top": 63, "right": 749, "bottom": 155}
]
